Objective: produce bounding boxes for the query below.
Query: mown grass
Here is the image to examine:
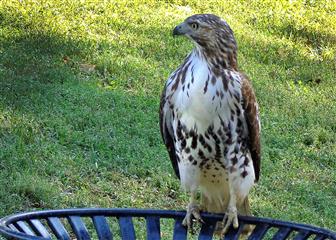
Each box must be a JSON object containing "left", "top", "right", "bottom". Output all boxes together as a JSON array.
[{"left": 0, "top": 0, "right": 335, "bottom": 237}]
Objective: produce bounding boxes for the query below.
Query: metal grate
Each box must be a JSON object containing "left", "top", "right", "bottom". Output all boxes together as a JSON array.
[{"left": 0, "top": 208, "right": 335, "bottom": 240}]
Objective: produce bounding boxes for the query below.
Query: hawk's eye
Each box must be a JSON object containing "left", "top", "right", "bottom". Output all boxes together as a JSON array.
[{"left": 191, "top": 22, "right": 199, "bottom": 30}]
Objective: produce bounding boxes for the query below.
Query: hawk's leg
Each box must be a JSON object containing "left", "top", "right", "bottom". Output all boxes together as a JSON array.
[
  {"left": 221, "top": 178, "right": 239, "bottom": 236},
  {"left": 182, "top": 191, "right": 204, "bottom": 231},
  {"left": 221, "top": 205, "right": 238, "bottom": 235}
]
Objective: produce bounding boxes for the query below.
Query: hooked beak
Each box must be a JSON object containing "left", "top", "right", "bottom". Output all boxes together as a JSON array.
[{"left": 173, "top": 22, "right": 188, "bottom": 36}]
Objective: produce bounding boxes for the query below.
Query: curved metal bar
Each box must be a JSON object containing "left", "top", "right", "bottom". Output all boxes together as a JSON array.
[{"left": 0, "top": 208, "right": 335, "bottom": 240}]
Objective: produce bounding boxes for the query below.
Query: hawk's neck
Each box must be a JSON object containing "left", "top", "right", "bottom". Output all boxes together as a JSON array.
[{"left": 194, "top": 45, "right": 238, "bottom": 72}]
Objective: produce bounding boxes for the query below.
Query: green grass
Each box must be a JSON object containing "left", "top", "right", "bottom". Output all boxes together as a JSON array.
[{"left": 0, "top": 0, "right": 335, "bottom": 236}]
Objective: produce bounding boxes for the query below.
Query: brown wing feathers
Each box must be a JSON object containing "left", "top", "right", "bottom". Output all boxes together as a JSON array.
[
  {"left": 159, "top": 88, "right": 180, "bottom": 179},
  {"left": 241, "top": 75, "right": 261, "bottom": 182}
]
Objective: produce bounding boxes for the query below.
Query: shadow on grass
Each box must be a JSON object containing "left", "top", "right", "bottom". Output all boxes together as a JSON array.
[{"left": 0, "top": 25, "right": 90, "bottom": 102}]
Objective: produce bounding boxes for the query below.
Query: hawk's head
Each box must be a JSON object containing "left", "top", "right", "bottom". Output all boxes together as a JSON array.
[
  {"left": 173, "top": 14, "right": 236, "bottom": 50},
  {"left": 173, "top": 14, "right": 238, "bottom": 69}
]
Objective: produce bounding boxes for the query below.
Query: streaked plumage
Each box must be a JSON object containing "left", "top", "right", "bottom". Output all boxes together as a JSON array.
[{"left": 160, "top": 14, "right": 260, "bottom": 234}]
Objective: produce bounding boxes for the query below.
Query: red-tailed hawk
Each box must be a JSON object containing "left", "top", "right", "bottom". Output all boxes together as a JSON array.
[{"left": 159, "top": 14, "right": 261, "bottom": 235}]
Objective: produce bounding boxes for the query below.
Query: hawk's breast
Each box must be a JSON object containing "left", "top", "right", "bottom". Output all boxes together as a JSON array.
[
  {"left": 168, "top": 53, "right": 248, "bottom": 194},
  {"left": 172, "top": 56, "right": 229, "bottom": 132}
]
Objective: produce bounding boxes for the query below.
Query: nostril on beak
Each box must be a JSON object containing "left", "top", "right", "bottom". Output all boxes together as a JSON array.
[
  {"left": 173, "top": 26, "right": 180, "bottom": 36},
  {"left": 173, "top": 24, "right": 185, "bottom": 36}
]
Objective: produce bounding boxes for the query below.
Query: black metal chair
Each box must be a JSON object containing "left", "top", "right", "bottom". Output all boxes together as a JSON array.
[{"left": 0, "top": 208, "right": 335, "bottom": 239}]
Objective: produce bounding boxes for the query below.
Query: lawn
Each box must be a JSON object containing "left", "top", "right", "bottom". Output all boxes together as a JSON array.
[{"left": 0, "top": 0, "right": 335, "bottom": 237}]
